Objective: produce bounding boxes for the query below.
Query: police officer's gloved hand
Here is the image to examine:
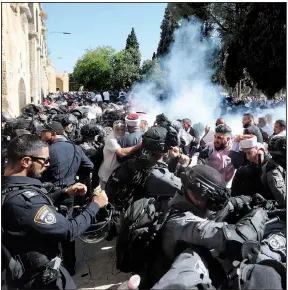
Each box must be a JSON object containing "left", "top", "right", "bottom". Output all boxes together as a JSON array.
[
  {"left": 251, "top": 193, "right": 268, "bottom": 207},
  {"left": 229, "top": 195, "right": 252, "bottom": 212}
]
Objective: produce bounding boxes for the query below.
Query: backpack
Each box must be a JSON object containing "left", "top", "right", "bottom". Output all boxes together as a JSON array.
[{"left": 116, "top": 197, "right": 175, "bottom": 274}]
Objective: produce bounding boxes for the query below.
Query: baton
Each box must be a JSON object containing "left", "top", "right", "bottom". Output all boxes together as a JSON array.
[{"left": 265, "top": 216, "right": 280, "bottom": 226}]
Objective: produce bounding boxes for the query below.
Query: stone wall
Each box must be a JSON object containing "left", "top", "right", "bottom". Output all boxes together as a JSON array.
[
  {"left": 2, "top": 3, "right": 55, "bottom": 116},
  {"left": 2, "top": 3, "right": 31, "bottom": 116},
  {"left": 47, "top": 60, "right": 57, "bottom": 93}
]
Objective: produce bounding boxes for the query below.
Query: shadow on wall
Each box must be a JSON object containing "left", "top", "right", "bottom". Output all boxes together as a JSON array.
[{"left": 18, "top": 77, "right": 26, "bottom": 112}]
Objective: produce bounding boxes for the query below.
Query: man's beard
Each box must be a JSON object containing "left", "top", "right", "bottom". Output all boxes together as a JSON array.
[
  {"left": 214, "top": 143, "right": 227, "bottom": 151},
  {"left": 27, "top": 164, "right": 43, "bottom": 179},
  {"left": 243, "top": 123, "right": 249, "bottom": 129}
]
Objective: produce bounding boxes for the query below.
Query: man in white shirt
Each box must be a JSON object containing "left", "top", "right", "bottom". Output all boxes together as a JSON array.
[
  {"left": 98, "top": 120, "right": 142, "bottom": 189},
  {"left": 89, "top": 91, "right": 96, "bottom": 100},
  {"left": 103, "top": 91, "right": 110, "bottom": 103},
  {"left": 94, "top": 92, "right": 103, "bottom": 103}
]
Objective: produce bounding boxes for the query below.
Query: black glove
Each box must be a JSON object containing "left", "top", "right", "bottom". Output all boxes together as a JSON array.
[
  {"left": 42, "top": 182, "right": 55, "bottom": 194},
  {"left": 198, "top": 147, "right": 213, "bottom": 160},
  {"left": 230, "top": 195, "right": 252, "bottom": 212},
  {"left": 251, "top": 193, "right": 268, "bottom": 207}
]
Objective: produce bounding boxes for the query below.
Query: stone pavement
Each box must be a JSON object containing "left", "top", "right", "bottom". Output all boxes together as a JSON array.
[{"left": 74, "top": 238, "right": 130, "bottom": 290}]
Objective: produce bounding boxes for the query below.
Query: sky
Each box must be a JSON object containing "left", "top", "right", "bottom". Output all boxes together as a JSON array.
[{"left": 42, "top": 3, "right": 167, "bottom": 73}]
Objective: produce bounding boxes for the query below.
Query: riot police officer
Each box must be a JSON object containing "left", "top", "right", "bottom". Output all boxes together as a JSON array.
[
  {"left": 78, "top": 124, "right": 106, "bottom": 194},
  {"left": 2, "top": 135, "right": 108, "bottom": 289},
  {"left": 40, "top": 121, "right": 94, "bottom": 276},
  {"left": 149, "top": 164, "right": 268, "bottom": 287},
  {"left": 261, "top": 136, "right": 286, "bottom": 206}
]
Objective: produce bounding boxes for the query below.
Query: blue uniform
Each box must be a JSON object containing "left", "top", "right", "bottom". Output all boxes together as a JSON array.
[
  {"left": 41, "top": 137, "right": 94, "bottom": 188},
  {"left": 2, "top": 176, "right": 99, "bottom": 289}
]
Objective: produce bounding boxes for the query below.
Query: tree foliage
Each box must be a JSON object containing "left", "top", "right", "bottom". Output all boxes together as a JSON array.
[
  {"left": 140, "top": 58, "right": 166, "bottom": 90},
  {"left": 157, "top": 7, "right": 179, "bottom": 57},
  {"left": 168, "top": 3, "right": 286, "bottom": 97},
  {"left": 110, "top": 49, "right": 141, "bottom": 89},
  {"left": 125, "top": 28, "right": 141, "bottom": 68},
  {"left": 72, "top": 46, "right": 115, "bottom": 91}
]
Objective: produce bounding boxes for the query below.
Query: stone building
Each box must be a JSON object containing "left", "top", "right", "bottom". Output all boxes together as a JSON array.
[
  {"left": 56, "top": 72, "right": 69, "bottom": 92},
  {"left": 1, "top": 3, "right": 63, "bottom": 117}
]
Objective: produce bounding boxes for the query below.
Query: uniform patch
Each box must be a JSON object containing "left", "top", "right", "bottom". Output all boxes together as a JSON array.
[
  {"left": 34, "top": 205, "right": 56, "bottom": 225},
  {"left": 269, "top": 234, "right": 286, "bottom": 250},
  {"left": 275, "top": 177, "right": 284, "bottom": 188},
  {"left": 194, "top": 260, "right": 208, "bottom": 276},
  {"left": 22, "top": 191, "right": 38, "bottom": 199}
]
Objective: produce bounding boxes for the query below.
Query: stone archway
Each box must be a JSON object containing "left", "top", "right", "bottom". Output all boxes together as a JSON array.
[
  {"left": 18, "top": 77, "right": 27, "bottom": 111},
  {"left": 56, "top": 77, "right": 63, "bottom": 91}
]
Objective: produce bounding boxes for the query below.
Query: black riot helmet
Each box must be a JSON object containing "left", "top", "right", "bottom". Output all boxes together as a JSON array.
[
  {"left": 77, "top": 203, "right": 113, "bottom": 243},
  {"left": 81, "top": 124, "right": 106, "bottom": 139},
  {"left": 21, "top": 104, "right": 41, "bottom": 117},
  {"left": 142, "top": 126, "right": 167, "bottom": 152},
  {"left": 71, "top": 107, "right": 89, "bottom": 119},
  {"left": 180, "top": 165, "right": 231, "bottom": 211},
  {"left": 142, "top": 125, "right": 180, "bottom": 153},
  {"left": 155, "top": 113, "right": 171, "bottom": 127},
  {"left": 268, "top": 136, "right": 286, "bottom": 157}
]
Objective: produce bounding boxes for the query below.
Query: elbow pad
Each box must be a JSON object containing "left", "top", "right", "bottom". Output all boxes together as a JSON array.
[{"left": 222, "top": 208, "right": 268, "bottom": 260}]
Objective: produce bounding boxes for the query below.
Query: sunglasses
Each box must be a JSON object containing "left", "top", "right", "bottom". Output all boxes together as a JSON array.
[{"left": 28, "top": 156, "right": 50, "bottom": 165}]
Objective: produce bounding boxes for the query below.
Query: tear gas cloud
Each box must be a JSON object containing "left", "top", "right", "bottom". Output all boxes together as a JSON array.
[{"left": 130, "top": 18, "right": 286, "bottom": 136}]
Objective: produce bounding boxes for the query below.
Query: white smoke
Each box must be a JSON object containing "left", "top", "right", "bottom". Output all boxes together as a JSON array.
[
  {"left": 130, "top": 18, "right": 286, "bottom": 135},
  {"left": 131, "top": 18, "right": 221, "bottom": 127}
]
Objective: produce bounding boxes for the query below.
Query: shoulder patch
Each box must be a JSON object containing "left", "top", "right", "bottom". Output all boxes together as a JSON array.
[
  {"left": 22, "top": 191, "right": 39, "bottom": 199},
  {"left": 269, "top": 234, "right": 286, "bottom": 251},
  {"left": 194, "top": 260, "right": 209, "bottom": 276},
  {"left": 34, "top": 205, "right": 56, "bottom": 225}
]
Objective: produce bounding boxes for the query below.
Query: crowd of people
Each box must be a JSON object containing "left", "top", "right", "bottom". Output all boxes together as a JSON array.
[
  {"left": 220, "top": 94, "right": 286, "bottom": 116},
  {"left": 1, "top": 92, "right": 286, "bottom": 290}
]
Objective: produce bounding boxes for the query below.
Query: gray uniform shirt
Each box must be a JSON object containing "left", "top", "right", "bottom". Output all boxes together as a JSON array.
[
  {"left": 152, "top": 250, "right": 213, "bottom": 290},
  {"left": 261, "top": 159, "right": 286, "bottom": 206},
  {"left": 161, "top": 193, "right": 228, "bottom": 261}
]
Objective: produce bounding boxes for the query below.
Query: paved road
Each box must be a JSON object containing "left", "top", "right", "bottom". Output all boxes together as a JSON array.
[
  {"left": 74, "top": 238, "right": 130, "bottom": 290},
  {"left": 2, "top": 239, "right": 129, "bottom": 290}
]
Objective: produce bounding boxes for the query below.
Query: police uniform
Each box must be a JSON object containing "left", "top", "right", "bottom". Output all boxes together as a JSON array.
[
  {"left": 261, "top": 159, "right": 286, "bottom": 207},
  {"left": 151, "top": 249, "right": 214, "bottom": 290},
  {"left": 2, "top": 176, "right": 100, "bottom": 289},
  {"left": 159, "top": 192, "right": 267, "bottom": 271},
  {"left": 41, "top": 137, "right": 94, "bottom": 188},
  {"left": 40, "top": 136, "right": 94, "bottom": 275}
]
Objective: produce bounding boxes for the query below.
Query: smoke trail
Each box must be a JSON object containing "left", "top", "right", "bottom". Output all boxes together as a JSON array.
[
  {"left": 131, "top": 18, "right": 221, "bottom": 127},
  {"left": 130, "top": 18, "right": 286, "bottom": 136}
]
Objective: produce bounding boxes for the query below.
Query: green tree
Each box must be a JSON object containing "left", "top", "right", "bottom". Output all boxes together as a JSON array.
[
  {"left": 231, "top": 3, "right": 286, "bottom": 97},
  {"left": 125, "top": 28, "right": 141, "bottom": 68},
  {"left": 72, "top": 46, "right": 115, "bottom": 90},
  {"left": 141, "top": 58, "right": 166, "bottom": 90},
  {"left": 140, "top": 59, "right": 154, "bottom": 78},
  {"left": 110, "top": 49, "right": 141, "bottom": 89},
  {"left": 157, "top": 7, "right": 179, "bottom": 57}
]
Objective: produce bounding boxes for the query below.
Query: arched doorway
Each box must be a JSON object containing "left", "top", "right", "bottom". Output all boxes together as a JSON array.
[
  {"left": 18, "top": 78, "right": 26, "bottom": 112},
  {"left": 56, "top": 77, "right": 63, "bottom": 91}
]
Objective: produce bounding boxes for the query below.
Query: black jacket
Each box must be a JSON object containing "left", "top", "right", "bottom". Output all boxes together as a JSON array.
[{"left": 41, "top": 137, "right": 94, "bottom": 188}]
